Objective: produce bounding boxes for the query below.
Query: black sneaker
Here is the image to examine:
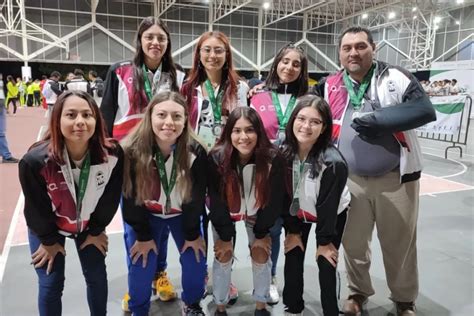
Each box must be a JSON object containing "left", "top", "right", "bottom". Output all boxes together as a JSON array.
[
  {"left": 182, "top": 303, "right": 205, "bottom": 316},
  {"left": 255, "top": 308, "right": 271, "bottom": 316},
  {"left": 2, "top": 157, "right": 19, "bottom": 163}
]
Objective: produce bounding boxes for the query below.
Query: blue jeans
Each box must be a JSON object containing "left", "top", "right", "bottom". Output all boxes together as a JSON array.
[
  {"left": 124, "top": 214, "right": 206, "bottom": 316},
  {"left": 269, "top": 217, "right": 283, "bottom": 277},
  {"left": 28, "top": 230, "right": 108, "bottom": 316},
  {"left": 0, "top": 105, "right": 12, "bottom": 159}
]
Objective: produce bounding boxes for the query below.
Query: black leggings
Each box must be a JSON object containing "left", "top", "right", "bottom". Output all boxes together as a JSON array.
[{"left": 283, "top": 211, "right": 347, "bottom": 316}]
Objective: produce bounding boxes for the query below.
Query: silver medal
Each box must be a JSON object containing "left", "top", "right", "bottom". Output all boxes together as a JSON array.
[{"left": 212, "top": 124, "right": 223, "bottom": 137}]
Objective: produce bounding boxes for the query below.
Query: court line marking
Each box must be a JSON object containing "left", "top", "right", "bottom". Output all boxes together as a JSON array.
[
  {"left": 421, "top": 145, "right": 474, "bottom": 158},
  {"left": 422, "top": 152, "right": 469, "bottom": 179},
  {"left": 0, "top": 125, "right": 45, "bottom": 283}
]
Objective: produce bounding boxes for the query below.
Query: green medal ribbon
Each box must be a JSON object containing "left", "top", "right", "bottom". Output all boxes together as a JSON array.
[
  {"left": 271, "top": 91, "right": 297, "bottom": 132},
  {"left": 142, "top": 64, "right": 163, "bottom": 102},
  {"left": 204, "top": 79, "right": 223, "bottom": 124},
  {"left": 76, "top": 152, "right": 91, "bottom": 214},
  {"left": 342, "top": 64, "right": 375, "bottom": 111},
  {"left": 154, "top": 150, "right": 178, "bottom": 214},
  {"left": 290, "top": 158, "right": 306, "bottom": 216}
]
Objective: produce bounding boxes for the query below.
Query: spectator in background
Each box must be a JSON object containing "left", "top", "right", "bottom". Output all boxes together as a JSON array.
[
  {"left": 39, "top": 75, "right": 48, "bottom": 109},
  {"left": 449, "top": 79, "right": 459, "bottom": 95},
  {"left": 88, "top": 70, "right": 105, "bottom": 106},
  {"left": 16, "top": 77, "right": 26, "bottom": 107},
  {"left": 65, "top": 69, "right": 91, "bottom": 94},
  {"left": 32, "top": 79, "right": 42, "bottom": 106},
  {"left": 0, "top": 73, "right": 19, "bottom": 163},
  {"left": 26, "top": 80, "right": 35, "bottom": 107},
  {"left": 6, "top": 75, "right": 19, "bottom": 115},
  {"left": 42, "top": 71, "right": 62, "bottom": 119}
]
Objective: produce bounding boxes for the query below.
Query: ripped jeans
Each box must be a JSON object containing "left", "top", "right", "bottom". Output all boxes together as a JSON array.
[{"left": 212, "top": 222, "right": 272, "bottom": 305}]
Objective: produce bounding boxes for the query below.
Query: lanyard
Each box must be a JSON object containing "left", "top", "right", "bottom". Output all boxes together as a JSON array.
[
  {"left": 204, "top": 79, "right": 223, "bottom": 124},
  {"left": 271, "top": 91, "right": 297, "bottom": 130},
  {"left": 142, "top": 64, "right": 162, "bottom": 102},
  {"left": 342, "top": 64, "right": 375, "bottom": 110},
  {"left": 154, "top": 150, "right": 177, "bottom": 214},
  {"left": 292, "top": 158, "right": 305, "bottom": 197},
  {"left": 76, "top": 152, "right": 91, "bottom": 214}
]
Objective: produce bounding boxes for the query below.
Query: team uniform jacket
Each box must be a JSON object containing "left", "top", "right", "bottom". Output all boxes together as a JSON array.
[
  {"left": 181, "top": 80, "right": 249, "bottom": 132},
  {"left": 207, "top": 150, "right": 286, "bottom": 242},
  {"left": 283, "top": 146, "right": 350, "bottom": 246},
  {"left": 250, "top": 82, "right": 300, "bottom": 142},
  {"left": 65, "top": 77, "right": 91, "bottom": 94},
  {"left": 19, "top": 141, "right": 124, "bottom": 246},
  {"left": 122, "top": 141, "right": 207, "bottom": 242},
  {"left": 314, "top": 60, "right": 436, "bottom": 183},
  {"left": 100, "top": 61, "right": 185, "bottom": 140}
]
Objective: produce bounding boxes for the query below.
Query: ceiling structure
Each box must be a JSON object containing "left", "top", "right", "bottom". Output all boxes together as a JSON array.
[{"left": 0, "top": 0, "right": 473, "bottom": 71}]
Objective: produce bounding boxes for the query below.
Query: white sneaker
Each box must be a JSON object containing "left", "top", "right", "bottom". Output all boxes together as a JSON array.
[{"left": 267, "top": 276, "right": 279, "bottom": 305}]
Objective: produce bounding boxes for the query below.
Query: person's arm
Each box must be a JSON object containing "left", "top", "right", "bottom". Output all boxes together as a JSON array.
[
  {"left": 253, "top": 155, "right": 286, "bottom": 239},
  {"left": 351, "top": 68, "right": 436, "bottom": 137},
  {"left": 100, "top": 64, "right": 120, "bottom": 137},
  {"left": 86, "top": 144, "right": 124, "bottom": 236},
  {"left": 181, "top": 144, "right": 208, "bottom": 241},
  {"left": 19, "top": 154, "right": 62, "bottom": 246},
  {"left": 122, "top": 163, "right": 153, "bottom": 241},
  {"left": 314, "top": 150, "right": 348, "bottom": 246},
  {"left": 207, "top": 152, "right": 235, "bottom": 242},
  {"left": 281, "top": 161, "right": 302, "bottom": 235}
]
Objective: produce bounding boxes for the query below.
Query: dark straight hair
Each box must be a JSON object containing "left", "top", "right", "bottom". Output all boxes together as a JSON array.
[{"left": 338, "top": 26, "right": 375, "bottom": 49}]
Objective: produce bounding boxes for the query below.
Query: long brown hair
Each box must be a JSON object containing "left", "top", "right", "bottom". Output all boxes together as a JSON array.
[
  {"left": 211, "top": 107, "right": 277, "bottom": 211},
  {"left": 184, "top": 31, "right": 241, "bottom": 116},
  {"left": 30, "top": 90, "right": 114, "bottom": 164},
  {"left": 132, "top": 17, "right": 179, "bottom": 111},
  {"left": 122, "top": 91, "right": 194, "bottom": 204}
]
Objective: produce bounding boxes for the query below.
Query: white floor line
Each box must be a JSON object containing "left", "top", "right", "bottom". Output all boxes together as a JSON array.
[
  {"left": 423, "top": 152, "right": 469, "bottom": 179},
  {"left": 0, "top": 124, "right": 46, "bottom": 283},
  {"left": 421, "top": 145, "right": 474, "bottom": 158},
  {"left": 420, "top": 186, "right": 474, "bottom": 196},
  {"left": 0, "top": 193, "right": 24, "bottom": 283}
]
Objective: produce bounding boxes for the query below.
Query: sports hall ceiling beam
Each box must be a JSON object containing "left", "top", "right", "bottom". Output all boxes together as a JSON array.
[
  {"left": 262, "top": 0, "right": 326, "bottom": 28},
  {"left": 155, "top": 0, "right": 176, "bottom": 17},
  {"left": 307, "top": 0, "right": 402, "bottom": 31},
  {"left": 212, "top": 0, "right": 252, "bottom": 23}
]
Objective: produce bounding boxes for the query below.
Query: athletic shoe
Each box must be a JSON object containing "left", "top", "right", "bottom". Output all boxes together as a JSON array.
[
  {"left": 182, "top": 302, "right": 205, "bottom": 316},
  {"left": 155, "top": 271, "right": 177, "bottom": 301},
  {"left": 227, "top": 282, "right": 239, "bottom": 305},
  {"left": 267, "top": 276, "right": 279, "bottom": 305}
]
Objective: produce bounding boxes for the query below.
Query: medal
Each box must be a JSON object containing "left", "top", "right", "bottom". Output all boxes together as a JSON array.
[
  {"left": 290, "top": 198, "right": 300, "bottom": 216},
  {"left": 212, "top": 123, "right": 223, "bottom": 137},
  {"left": 277, "top": 129, "right": 286, "bottom": 143}
]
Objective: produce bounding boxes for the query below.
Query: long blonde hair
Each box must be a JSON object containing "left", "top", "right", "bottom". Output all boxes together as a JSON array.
[{"left": 122, "top": 91, "right": 193, "bottom": 204}]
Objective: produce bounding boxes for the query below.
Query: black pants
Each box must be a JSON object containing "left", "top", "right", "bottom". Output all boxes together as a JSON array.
[
  {"left": 283, "top": 210, "right": 347, "bottom": 316},
  {"left": 34, "top": 91, "right": 41, "bottom": 106}
]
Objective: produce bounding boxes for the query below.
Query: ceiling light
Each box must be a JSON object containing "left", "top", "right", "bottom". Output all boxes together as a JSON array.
[
  {"left": 388, "top": 12, "right": 396, "bottom": 19},
  {"left": 456, "top": 0, "right": 464, "bottom": 4},
  {"left": 455, "top": 20, "right": 460, "bottom": 25},
  {"left": 362, "top": 13, "right": 368, "bottom": 19},
  {"left": 412, "top": 7, "right": 417, "bottom": 12},
  {"left": 413, "top": 15, "right": 417, "bottom": 19},
  {"left": 263, "top": 2, "right": 270, "bottom": 10},
  {"left": 434, "top": 16, "right": 442, "bottom": 23}
]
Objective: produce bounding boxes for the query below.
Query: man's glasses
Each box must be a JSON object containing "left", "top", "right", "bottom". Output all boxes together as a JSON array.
[{"left": 200, "top": 46, "right": 226, "bottom": 56}]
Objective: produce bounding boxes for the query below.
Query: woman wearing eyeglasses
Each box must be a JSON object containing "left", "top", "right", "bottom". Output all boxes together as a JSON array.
[
  {"left": 181, "top": 30, "right": 249, "bottom": 304},
  {"left": 182, "top": 31, "right": 249, "bottom": 150},
  {"left": 249, "top": 43, "right": 309, "bottom": 305},
  {"left": 281, "top": 95, "right": 350, "bottom": 316},
  {"left": 100, "top": 16, "right": 185, "bottom": 311}
]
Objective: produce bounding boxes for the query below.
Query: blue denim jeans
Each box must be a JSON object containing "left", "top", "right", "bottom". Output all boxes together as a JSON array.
[
  {"left": 124, "top": 214, "right": 206, "bottom": 316},
  {"left": 212, "top": 223, "right": 272, "bottom": 305},
  {"left": 28, "top": 230, "right": 108, "bottom": 316},
  {"left": 0, "top": 105, "right": 12, "bottom": 159}
]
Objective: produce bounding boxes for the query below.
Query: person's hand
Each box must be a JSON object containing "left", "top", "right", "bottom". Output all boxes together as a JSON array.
[
  {"left": 251, "top": 235, "right": 271, "bottom": 256},
  {"left": 247, "top": 83, "right": 266, "bottom": 98},
  {"left": 316, "top": 243, "right": 339, "bottom": 268},
  {"left": 284, "top": 233, "right": 304, "bottom": 254},
  {"left": 182, "top": 236, "right": 206, "bottom": 263},
  {"left": 31, "top": 243, "right": 66, "bottom": 275},
  {"left": 79, "top": 232, "right": 108, "bottom": 256},
  {"left": 130, "top": 240, "right": 158, "bottom": 268},
  {"left": 214, "top": 239, "right": 233, "bottom": 262}
]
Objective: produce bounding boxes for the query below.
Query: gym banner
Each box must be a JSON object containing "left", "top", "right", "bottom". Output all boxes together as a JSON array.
[{"left": 417, "top": 95, "right": 466, "bottom": 135}]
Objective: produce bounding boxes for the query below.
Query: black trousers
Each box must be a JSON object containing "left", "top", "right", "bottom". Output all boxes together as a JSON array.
[{"left": 283, "top": 210, "right": 347, "bottom": 316}]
